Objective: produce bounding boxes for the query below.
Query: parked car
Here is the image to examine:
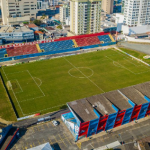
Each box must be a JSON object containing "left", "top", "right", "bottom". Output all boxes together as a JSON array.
[{"left": 52, "top": 120, "right": 58, "bottom": 126}]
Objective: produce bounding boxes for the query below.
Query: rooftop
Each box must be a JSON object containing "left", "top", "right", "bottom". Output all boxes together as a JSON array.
[
  {"left": 68, "top": 98, "right": 98, "bottom": 122},
  {"left": 134, "top": 81, "right": 150, "bottom": 98},
  {"left": 27, "top": 24, "right": 38, "bottom": 28},
  {"left": 103, "top": 90, "right": 132, "bottom": 110},
  {"left": 0, "top": 26, "right": 32, "bottom": 33},
  {"left": 120, "top": 86, "right": 148, "bottom": 105},
  {"left": 87, "top": 94, "right": 116, "bottom": 116}
]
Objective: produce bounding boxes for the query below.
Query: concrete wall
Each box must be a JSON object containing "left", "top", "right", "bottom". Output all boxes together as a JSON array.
[
  {"left": 125, "top": 36, "right": 150, "bottom": 43},
  {"left": 122, "top": 25, "right": 150, "bottom": 35}
]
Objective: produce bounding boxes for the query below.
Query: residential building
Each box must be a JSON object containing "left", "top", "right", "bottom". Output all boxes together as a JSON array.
[
  {"left": 70, "top": 0, "right": 102, "bottom": 35},
  {"left": 123, "top": 0, "right": 150, "bottom": 27},
  {"left": 26, "top": 24, "right": 39, "bottom": 31},
  {"left": 0, "top": 26, "right": 34, "bottom": 43},
  {"left": 34, "top": 31, "right": 44, "bottom": 40},
  {"left": 1, "top": 0, "right": 37, "bottom": 25},
  {"left": 49, "top": 0, "right": 59, "bottom": 6},
  {"left": 59, "top": 3, "right": 70, "bottom": 23},
  {"left": 102, "top": 0, "right": 114, "bottom": 14},
  {"left": 37, "top": 0, "right": 49, "bottom": 9}
]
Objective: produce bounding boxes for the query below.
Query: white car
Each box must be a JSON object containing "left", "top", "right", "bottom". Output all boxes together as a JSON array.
[{"left": 52, "top": 120, "right": 58, "bottom": 126}]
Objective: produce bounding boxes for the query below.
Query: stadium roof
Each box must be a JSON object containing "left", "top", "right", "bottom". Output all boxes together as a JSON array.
[
  {"left": 120, "top": 86, "right": 148, "bottom": 105},
  {"left": 67, "top": 82, "right": 150, "bottom": 122},
  {"left": 103, "top": 90, "right": 133, "bottom": 110},
  {"left": 68, "top": 98, "right": 97, "bottom": 122},
  {"left": 134, "top": 81, "right": 150, "bottom": 98},
  {"left": 87, "top": 94, "right": 116, "bottom": 115}
]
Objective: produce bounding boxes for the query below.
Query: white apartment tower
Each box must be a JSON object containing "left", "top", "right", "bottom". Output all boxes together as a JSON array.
[
  {"left": 60, "top": 3, "right": 70, "bottom": 23},
  {"left": 70, "top": 0, "right": 102, "bottom": 35},
  {"left": 1, "top": 0, "right": 37, "bottom": 25},
  {"left": 123, "top": 0, "right": 150, "bottom": 26}
]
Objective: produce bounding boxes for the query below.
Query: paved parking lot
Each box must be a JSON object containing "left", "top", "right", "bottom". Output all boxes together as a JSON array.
[
  {"left": 11, "top": 119, "right": 80, "bottom": 150},
  {"left": 119, "top": 41, "right": 150, "bottom": 55},
  {"left": 10, "top": 116, "right": 150, "bottom": 150}
]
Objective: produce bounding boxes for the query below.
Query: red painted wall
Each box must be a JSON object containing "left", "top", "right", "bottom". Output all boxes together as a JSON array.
[
  {"left": 114, "top": 110, "right": 126, "bottom": 128},
  {"left": 97, "top": 115, "right": 108, "bottom": 132},
  {"left": 130, "top": 105, "right": 142, "bottom": 121},
  {"left": 145, "top": 103, "right": 150, "bottom": 116},
  {"left": 78, "top": 121, "right": 90, "bottom": 137}
]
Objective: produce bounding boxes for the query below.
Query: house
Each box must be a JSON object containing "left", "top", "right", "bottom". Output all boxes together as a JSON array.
[
  {"left": 34, "top": 31, "right": 44, "bottom": 40},
  {"left": 27, "top": 24, "right": 39, "bottom": 31}
]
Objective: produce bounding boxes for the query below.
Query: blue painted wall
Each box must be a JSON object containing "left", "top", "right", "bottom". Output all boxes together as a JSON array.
[
  {"left": 105, "top": 113, "right": 118, "bottom": 130},
  {"left": 137, "top": 103, "right": 149, "bottom": 120},
  {"left": 87, "top": 118, "right": 99, "bottom": 137},
  {"left": 67, "top": 104, "right": 81, "bottom": 127},
  {"left": 122, "top": 107, "right": 134, "bottom": 125}
]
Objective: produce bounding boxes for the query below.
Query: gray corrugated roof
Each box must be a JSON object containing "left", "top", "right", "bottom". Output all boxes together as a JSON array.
[
  {"left": 68, "top": 98, "right": 98, "bottom": 122},
  {"left": 103, "top": 90, "right": 132, "bottom": 110},
  {"left": 120, "top": 86, "right": 147, "bottom": 105},
  {"left": 134, "top": 81, "right": 150, "bottom": 98},
  {"left": 87, "top": 94, "right": 116, "bottom": 115}
]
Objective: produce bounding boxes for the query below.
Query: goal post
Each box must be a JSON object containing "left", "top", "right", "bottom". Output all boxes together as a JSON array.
[{"left": 6, "top": 81, "right": 12, "bottom": 90}]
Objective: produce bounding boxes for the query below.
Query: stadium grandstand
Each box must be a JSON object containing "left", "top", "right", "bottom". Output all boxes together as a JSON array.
[
  {"left": 61, "top": 81, "right": 150, "bottom": 141},
  {"left": 0, "top": 32, "right": 116, "bottom": 62}
]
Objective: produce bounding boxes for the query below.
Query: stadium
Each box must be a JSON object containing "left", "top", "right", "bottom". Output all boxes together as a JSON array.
[{"left": 1, "top": 31, "right": 150, "bottom": 141}]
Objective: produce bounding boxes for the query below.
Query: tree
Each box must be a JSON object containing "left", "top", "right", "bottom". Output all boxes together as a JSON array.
[{"left": 33, "top": 19, "right": 42, "bottom": 26}]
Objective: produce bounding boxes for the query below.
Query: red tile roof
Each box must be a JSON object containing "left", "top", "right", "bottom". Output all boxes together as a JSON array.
[{"left": 27, "top": 24, "right": 38, "bottom": 28}]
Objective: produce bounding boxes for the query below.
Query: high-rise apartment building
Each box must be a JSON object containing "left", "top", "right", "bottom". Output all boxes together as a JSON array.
[
  {"left": 59, "top": 3, "right": 70, "bottom": 23},
  {"left": 49, "top": 0, "right": 59, "bottom": 6},
  {"left": 102, "top": 0, "right": 114, "bottom": 14},
  {"left": 1, "top": 0, "right": 37, "bottom": 25},
  {"left": 123, "top": 0, "right": 150, "bottom": 26},
  {"left": 70, "top": 0, "right": 102, "bottom": 35},
  {"left": 37, "top": 0, "right": 49, "bottom": 9}
]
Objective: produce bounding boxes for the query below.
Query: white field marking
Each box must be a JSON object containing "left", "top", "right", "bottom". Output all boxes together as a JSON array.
[
  {"left": 11, "top": 86, "right": 25, "bottom": 116},
  {"left": 34, "top": 77, "right": 42, "bottom": 86},
  {"left": 113, "top": 46, "right": 150, "bottom": 66},
  {"left": 2, "top": 67, "right": 24, "bottom": 116},
  {"left": 112, "top": 49, "right": 150, "bottom": 71},
  {"left": 123, "top": 58, "right": 141, "bottom": 67},
  {"left": 68, "top": 67, "right": 94, "bottom": 79},
  {"left": 23, "top": 104, "right": 66, "bottom": 116},
  {"left": 63, "top": 57, "right": 105, "bottom": 93},
  {"left": 2, "top": 67, "right": 8, "bottom": 80},
  {"left": 108, "top": 56, "right": 150, "bottom": 75},
  {"left": 15, "top": 79, "right": 23, "bottom": 93},
  {"left": 27, "top": 70, "right": 45, "bottom": 97},
  {"left": 6, "top": 70, "right": 27, "bottom": 75},
  {"left": 19, "top": 95, "right": 45, "bottom": 102},
  {"left": 106, "top": 56, "right": 136, "bottom": 74}
]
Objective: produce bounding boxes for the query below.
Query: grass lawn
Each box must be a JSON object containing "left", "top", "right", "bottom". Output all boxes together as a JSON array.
[
  {"left": 0, "top": 76, "right": 16, "bottom": 121},
  {"left": 119, "top": 47, "right": 150, "bottom": 64},
  {"left": 1, "top": 48, "right": 150, "bottom": 118}
]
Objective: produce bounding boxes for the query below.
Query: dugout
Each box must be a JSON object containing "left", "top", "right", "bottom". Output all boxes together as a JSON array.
[{"left": 61, "top": 82, "right": 150, "bottom": 141}]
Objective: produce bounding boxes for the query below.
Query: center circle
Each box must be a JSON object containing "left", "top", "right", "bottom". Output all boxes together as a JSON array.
[{"left": 68, "top": 67, "right": 94, "bottom": 78}]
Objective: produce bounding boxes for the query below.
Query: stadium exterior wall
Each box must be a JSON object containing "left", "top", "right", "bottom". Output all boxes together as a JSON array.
[
  {"left": 0, "top": 42, "right": 116, "bottom": 63},
  {"left": 62, "top": 96, "right": 150, "bottom": 141}
]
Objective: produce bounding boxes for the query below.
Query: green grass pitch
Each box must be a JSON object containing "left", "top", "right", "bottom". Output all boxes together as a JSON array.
[{"left": 1, "top": 48, "right": 150, "bottom": 118}]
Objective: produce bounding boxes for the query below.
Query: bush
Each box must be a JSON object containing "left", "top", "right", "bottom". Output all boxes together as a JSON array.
[{"left": 33, "top": 19, "right": 42, "bottom": 26}]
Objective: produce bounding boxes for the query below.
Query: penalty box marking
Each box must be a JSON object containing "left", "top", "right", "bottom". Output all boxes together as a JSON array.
[
  {"left": 10, "top": 79, "right": 23, "bottom": 94},
  {"left": 106, "top": 56, "right": 150, "bottom": 75},
  {"left": 3, "top": 69, "right": 46, "bottom": 116}
]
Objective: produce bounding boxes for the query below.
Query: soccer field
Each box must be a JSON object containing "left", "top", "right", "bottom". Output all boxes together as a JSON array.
[{"left": 1, "top": 48, "right": 150, "bottom": 118}]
